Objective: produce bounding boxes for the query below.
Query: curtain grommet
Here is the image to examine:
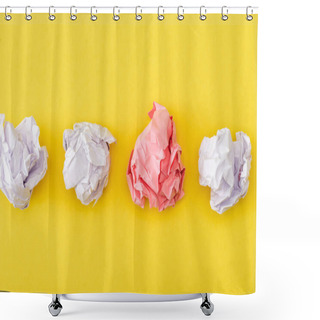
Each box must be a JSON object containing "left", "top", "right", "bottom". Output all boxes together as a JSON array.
[
  {"left": 135, "top": 6, "right": 142, "bottom": 21},
  {"left": 5, "top": 6, "right": 12, "bottom": 21},
  {"left": 221, "top": 6, "right": 228, "bottom": 21},
  {"left": 49, "top": 6, "right": 56, "bottom": 21},
  {"left": 177, "top": 6, "right": 184, "bottom": 21},
  {"left": 200, "top": 6, "right": 207, "bottom": 21},
  {"left": 70, "top": 6, "right": 77, "bottom": 21},
  {"left": 113, "top": 6, "right": 120, "bottom": 21},
  {"left": 246, "top": 6, "right": 253, "bottom": 21},
  {"left": 25, "top": 6, "right": 32, "bottom": 21},
  {"left": 91, "top": 6, "right": 97, "bottom": 21},
  {"left": 158, "top": 6, "right": 164, "bottom": 21}
]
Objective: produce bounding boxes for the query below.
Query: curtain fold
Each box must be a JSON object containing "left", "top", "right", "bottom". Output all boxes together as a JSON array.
[{"left": 0, "top": 13, "right": 257, "bottom": 294}]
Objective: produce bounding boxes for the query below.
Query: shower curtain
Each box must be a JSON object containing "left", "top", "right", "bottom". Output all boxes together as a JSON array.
[{"left": 0, "top": 13, "right": 257, "bottom": 294}]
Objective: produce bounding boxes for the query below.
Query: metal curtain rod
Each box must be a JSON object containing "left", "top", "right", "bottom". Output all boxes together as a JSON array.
[{"left": 0, "top": 6, "right": 259, "bottom": 15}]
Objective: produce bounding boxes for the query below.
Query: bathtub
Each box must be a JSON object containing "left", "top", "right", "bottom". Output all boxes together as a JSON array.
[{"left": 48, "top": 293, "right": 214, "bottom": 316}]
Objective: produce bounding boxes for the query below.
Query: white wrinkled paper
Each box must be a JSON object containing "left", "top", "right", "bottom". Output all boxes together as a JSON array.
[
  {"left": 0, "top": 114, "right": 48, "bottom": 209},
  {"left": 63, "top": 122, "right": 116, "bottom": 205},
  {"left": 198, "top": 128, "right": 252, "bottom": 214}
]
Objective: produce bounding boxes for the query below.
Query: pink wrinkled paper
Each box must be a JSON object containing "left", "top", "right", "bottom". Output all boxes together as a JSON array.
[{"left": 127, "top": 102, "right": 185, "bottom": 211}]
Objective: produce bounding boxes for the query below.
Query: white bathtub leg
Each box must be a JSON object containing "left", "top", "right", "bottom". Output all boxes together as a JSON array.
[
  {"left": 200, "top": 293, "right": 214, "bottom": 316},
  {"left": 48, "top": 294, "right": 63, "bottom": 317}
]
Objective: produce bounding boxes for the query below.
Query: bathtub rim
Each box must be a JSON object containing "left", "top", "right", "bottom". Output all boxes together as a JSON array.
[{"left": 61, "top": 293, "right": 201, "bottom": 302}]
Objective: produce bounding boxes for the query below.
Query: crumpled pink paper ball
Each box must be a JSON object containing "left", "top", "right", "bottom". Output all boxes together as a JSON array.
[{"left": 127, "top": 102, "right": 185, "bottom": 211}]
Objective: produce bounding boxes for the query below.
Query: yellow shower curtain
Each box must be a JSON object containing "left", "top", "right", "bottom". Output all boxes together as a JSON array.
[{"left": 0, "top": 13, "right": 257, "bottom": 294}]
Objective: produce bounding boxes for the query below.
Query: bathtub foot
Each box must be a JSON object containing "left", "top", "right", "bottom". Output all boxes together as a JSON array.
[
  {"left": 48, "top": 294, "right": 63, "bottom": 317},
  {"left": 200, "top": 293, "right": 214, "bottom": 316}
]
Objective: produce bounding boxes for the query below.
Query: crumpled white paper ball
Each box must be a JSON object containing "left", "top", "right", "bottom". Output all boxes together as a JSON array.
[
  {"left": 63, "top": 122, "right": 116, "bottom": 205},
  {"left": 0, "top": 114, "right": 48, "bottom": 209},
  {"left": 198, "top": 128, "right": 252, "bottom": 214}
]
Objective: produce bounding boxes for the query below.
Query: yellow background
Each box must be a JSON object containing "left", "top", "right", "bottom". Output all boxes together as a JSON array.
[{"left": 0, "top": 13, "right": 257, "bottom": 294}]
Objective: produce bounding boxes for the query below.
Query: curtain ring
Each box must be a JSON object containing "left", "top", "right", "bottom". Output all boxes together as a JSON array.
[
  {"left": 246, "top": 6, "right": 253, "bottom": 21},
  {"left": 113, "top": 6, "right": 120, "bottom": 21},
  {"left": 200, "top": 6, "right": 207, "bottom": 21},
  {"left": 70, "top": 6, "right": 77, "bottom": 21},
  {"left": 157, "top": 6, "right": 164, "bottom": 21},
  {"left": 177, "top": 6, "right": 184, "bottom": 21},
  {"left": 135, "top": 6, "right": 142, "bottom": 21},
  {"left": 25, "top": 6, "right": 32, "bottom": 21},
  {"left": 91, "top": 6, "right": 97, "bottom": 21},
  {"left": 221, "top": 6, "right": 228, "bottom": 21},
  {"left": 49, "top": 6, "right": 56, "bottom": 21},
  {"left": 5, "top": 6, "right": 12, "bottom": 21}
]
